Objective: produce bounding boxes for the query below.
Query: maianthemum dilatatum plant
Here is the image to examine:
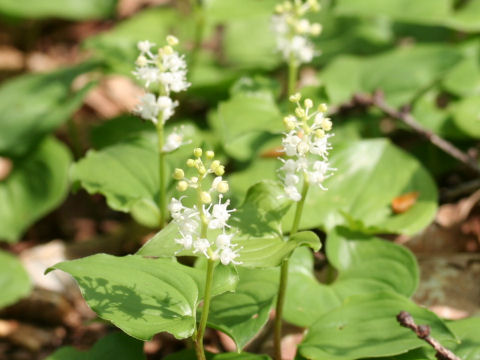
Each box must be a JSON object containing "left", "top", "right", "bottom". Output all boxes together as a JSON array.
[{"left": 45, "top": 1, "right": 480, "bottom": 360}]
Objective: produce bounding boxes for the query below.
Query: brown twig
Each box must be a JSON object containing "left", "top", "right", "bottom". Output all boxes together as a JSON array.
[
  {"left": 396, "top": 311, "right": 461, "bottom": 360},
  {"left": 332, "top": 91, "right": 480, "bottom": 175}
]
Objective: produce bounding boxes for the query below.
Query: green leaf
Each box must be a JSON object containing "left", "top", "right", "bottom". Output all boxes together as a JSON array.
[
  {"left": 443, "top": 56, "right": 480, "bottom": 97},
  {"left": 138, "top": 181, "right": 321, "bottom": 268},
  {"left": 284, "top": 227, "right": 419, "bottom": 327},
  {"left": 0, "top": 249, "right": 31, "bottom": 308},
  {"left": 45, "top": 332, "right": 145, "bottom": 360},
  {"left": 207, "top": 267, "right": 279, "bottom": 350},
  {"left": 447, "top": 317, "right": 480, "bottom": 360},
  {"left": 209, "top": 88, "right": 282, "bottom": 161},
  {"left": 0, "top": 137, "right": 72, "bottom": 242},
  {"left": 322, "top": 45, "right": 462, "bottom": 107},
  {"left": 0, "top": 0, "right": 117, "bottom": 20},
  {"left": 47, "top": 254, "right": 238, "bottom": 340},
  {"left": 71, "top": 121, "right": 208, "bottom": 228},
  {"left": 450, "top": 96, "right": 480, "bottom": 138},
  {"left": 298, "top": 292, "right": 457, "bottom": 360},
  {"left": 0, "top": 63, "right": 96, "bottom": 157},
  {"left": 229, "top": 139, "right": 438, "bottom": 236}
]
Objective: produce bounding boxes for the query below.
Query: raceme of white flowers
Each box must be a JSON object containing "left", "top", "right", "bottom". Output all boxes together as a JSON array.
[
  {"left": 133, "top": 35, "right": 191, "bottom": 153},
  {"left": 279, "top": 94, "right": 336, "bottom": 201},
  {"left": 169, "top": 148, "right": 241, "bottom": 266},
  {"left": 272, "top": 0, "right": 322, "bottom": 65}
]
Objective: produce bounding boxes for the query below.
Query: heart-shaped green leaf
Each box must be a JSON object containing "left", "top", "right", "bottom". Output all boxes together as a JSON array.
[
  {"left": 138, "top": 181, "right": 321, "bottom": 268},
  {"left": 47, "top": 254, "right": 238, "bottom": 340},
  {"left": 0, "top": 63, "right": 96, "bottom": 157},
  {"left": 0, "top": 0, "right": 117, "bottom": 20},
  {"left": 71, "top": 120, "right": 210, "bottom": 228},
  {"left": 298, "top": 292, "right": 457, "bottom": 360},
  {"left": 45, "top": 332, "right": 145, "bottom": 360},
  {"left": 229, "top": 139, "right": 438, "bottom": 236},
  {"left": 0, "top": 137, "right": 72, "bottom": 242},
  {"left": 207, "top": 267, "right": 279, "bottom": 350},
  {"left": 0, "top": 250, "right": 31, "bottom": 308},
  {"left": 209, "top": 89, "right": 282, "bottom": 161},
  {"left": 283, "top": 228, "right": 419, "bottom": 327},
  {"left": 322, "top": 45, "right": 462, "bottom": 107}
]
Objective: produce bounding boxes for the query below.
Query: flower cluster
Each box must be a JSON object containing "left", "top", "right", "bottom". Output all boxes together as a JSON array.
[
  {"left": 169, "top": 148, "right": 241, "bottom": 265},
  {"left": 272, "top": 0, "right": 322, "bottom": 65},
  {"left": 133, "top": 35, "right": 191, "bottom": 152},
  {"left": 279, "top": 94, "right": 335, "bottom": 201}
]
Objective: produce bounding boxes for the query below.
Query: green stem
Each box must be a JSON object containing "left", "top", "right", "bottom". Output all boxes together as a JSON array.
[
  {"left": 156, "top": 120, "right": 167, "bottom": 228},
  {"left": 191, "top": 0, "right": 205, "bottom": 69},
  {"left": 287, "top": 56, "right": 298, "bottom": 98},
  {"left": 195, "top": 258, "right": 215, "bottom": 360},
  {"left": 273, "top": 179, "right": 309, "bottom": 360},
  {"left": 67, "top": 117, "right": 82, "bottom": 160}
]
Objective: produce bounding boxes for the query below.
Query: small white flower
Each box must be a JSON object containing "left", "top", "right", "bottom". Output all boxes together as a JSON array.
[
  {"left": 175, "top": 234, "right": 193, "bottom": 250},
  {"left": 137, "top": 40, "right": 155, "bottom": 55},
  {"left": 133, "top": 66, "right": 160, "bottom": 88},
  {"left": 282, "top": 132, "right": 302, "bottom": 156},
  {"left": 134, "top": 93, "right": 161, "bottom": 123},
  {"left": 310, "top": 136, "right": 332, "bottom": 159},
  {"left": 285, "top": 173, "right": 299, "bottom": 186},
  {"left": 219, "top": 247, "right": 241, "bottom": 265},
  {"left": 215, "top": 233, "right": 234, "bottom": 249},
  {"left": 193, "top": 238, "right": 211, "bottom": 258},
  {"left": 163, "top": 129, "right": 189, "bottom": 153},
  {"left": 279, "top": 159, "right": 298, "bottom": 173},
  {"left": 169, "top": 197, "right": 184, "bottom": 214},
  {"left": 285, "top": 185, "right": 302, "bottom": 202},
  {"left": 156, "top": 96, "right": 178, "bottom": 123},
  {"left": 207, "top": 196, "right": 235, "bottom": 230}
]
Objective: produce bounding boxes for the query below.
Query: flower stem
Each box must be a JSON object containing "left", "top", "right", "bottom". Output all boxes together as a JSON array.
[
  {"left": 156, "top": 120, "right": 167, "bottom": 228},
  {"left": 274, "top": 179, "right": 309, "bottom": 360},
  {"left": 194, "top": 258, "right": 215, "bottom": 360},
  {"left": 190, "top": 0, "right": 205, "bottom": 69},
  {"left": 287, "top": 56, "right": 298, "bottom": 98}
]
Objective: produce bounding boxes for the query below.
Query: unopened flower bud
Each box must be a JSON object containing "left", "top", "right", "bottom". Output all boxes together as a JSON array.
[
  {"left": 296, "top": 19, "right": 310, "bottom": 34},
  {"left": 163, "top": 45, "right": 174, "bottom": 55},
  {"left": 289, "top": 92, "right": 301, "bottom": 102},
  {"left": 177, "top": 180, "right": 188, "bottom": 192},
  {"left": 308, "top": 0, "right": 320, "bottom": 11},
  {"left": 210, "top": 160, "right": 220, "bottom": 171},
  {"left": 217, "top": 181, "right": 229, "bottom": 193},
  {"left": 275, "top": 4, "right": 284, "bottom": 13},
  {"left": 198, "top": 165, "right": 206, "bottom": 175},
  {"left": 215, "top": 165, "right": 225, "bottom": 176},
  {"left": 193, "top": 148, "right": 202, "bottom": 157},
  {"left": 310, "top": 23, "right": 322, "bottom": 35},
  {"left": 173, "top": 168, "right": 184, "bottom": 180},
  {"left": 315, "top": 129, "right": 325, "bottom": 138},
  {"left": 283, "top": 1, "right": 292, "bottom": 11},
  {"left": 191, "top": 176, "right": 198, "bottom": 184},
  {"left": 135, "top": 55, "right": 148, "bottom": 67},
  {"left": 186, "top": 159, "right": 195, "bottom": 167},
  {"left": 318, "top": 103, "right": 328, "bottom": 113},
  {"left": 166, "top": 35, "right": 179, "bottom": 46},
  {"left": 304, "top": 98, "right": 313, "bottom": 108},
  {"left": 206, "top": 150, "right": 215, "bottom": 159},
  {"left": 321, "top": 118, "right": 332, "bottom": 131},
  {"left": 283, "top": 115, "right": 296, "bottom": 130},
  {"left": 200, "top": 191, "right": 212, "bottom": 204},
  {"left": 295, "top": 107, "right": 306, "bottom": 118}
]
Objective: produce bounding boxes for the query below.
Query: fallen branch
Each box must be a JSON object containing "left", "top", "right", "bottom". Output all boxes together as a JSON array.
[
  {"left": 332, "top": 91, "right": 480, "bottom": 175},
  {"left": 396, "top": 311, "right": 461, "bottom": 360}
]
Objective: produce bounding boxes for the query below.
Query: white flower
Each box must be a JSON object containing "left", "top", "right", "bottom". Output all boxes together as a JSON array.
[
  {"left": 310, "top": 136, "right": 331, "bottom": 159},
  {"left": 156, "top": 96, "right": 178, "bottom": 123},
  {"left": 137, "top": 40, "right": 155, "bottom": 55},
  {"left": 193, "top": 238, "right": 211, "bottom": 258},
  {"left": 219, "top": 247, "right": 241, "bottom": 266},
  {"left": 215, "top": 233, "right": 234, "bottom": 249},
  {"left": 169, "top": 197, "right": 185, "bottom": 214},
  {"left": 134, "top": 93, "right": 161, "bottom": 123},
  {"left": 175, "top": 234, "right": 193, "bottom": 250},
  {"left": 132, "top": 66, "right": 160, "bottom": 88},
  {"left": 207, "top": 196, "right": 235, "bottom": 230},
  {"left": 285, "top": 173, "right": 299, "bottom": 186},
  {"left": 285, "top": 185, "right": 302, "bottom": 202},
  {"left": 163, "top": 129, "right": 189, "bottom": 153},
  {"left": 282, "top": 132, "right": 302, "bottom": 156},
  {"left": 279, "top": 159, "right": 298, "bottom": 173}
]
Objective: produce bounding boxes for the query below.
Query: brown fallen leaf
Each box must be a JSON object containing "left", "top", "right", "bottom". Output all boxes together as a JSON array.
[
  {"left": 0, "top": 157, "right": 13, "bottom": 181},
  {"left": 391, "top": 191, "right": 419, "bottom": 214},
  {"left": 260, "top": 146, "right": 284, "bottom": 158}
]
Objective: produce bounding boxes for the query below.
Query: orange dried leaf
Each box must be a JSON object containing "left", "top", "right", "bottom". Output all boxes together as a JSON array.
[
  {"left": 260, "top": 146, "right": 285, "bottom": 158},
  {"left": 392, "top": 191, "right": 420, "bottom": 214}
]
